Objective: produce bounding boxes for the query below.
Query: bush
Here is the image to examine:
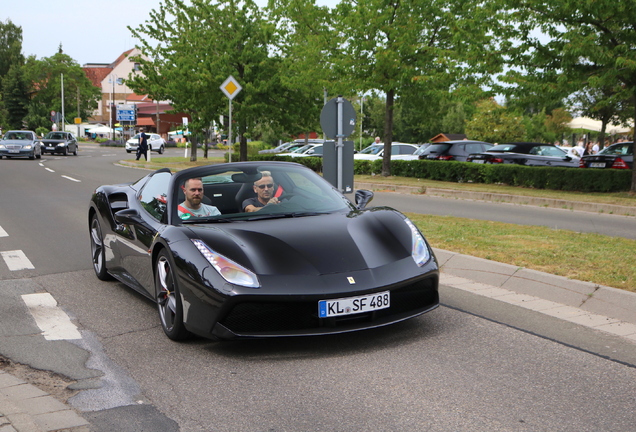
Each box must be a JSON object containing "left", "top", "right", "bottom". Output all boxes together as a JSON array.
[{"left": 354, "top": 159, "right": 631, "bottom": 192}]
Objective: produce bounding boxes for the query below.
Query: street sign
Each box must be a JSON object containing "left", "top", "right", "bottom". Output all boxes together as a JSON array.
[
  {"left": 116, "top": 107, "right": 135, "bottom": 122},
  {"left": 220, "top": 76, "right": 242, "bottom": 100},
  {"left": 320, "top": 97, "right": 357, "bottom": 139}
]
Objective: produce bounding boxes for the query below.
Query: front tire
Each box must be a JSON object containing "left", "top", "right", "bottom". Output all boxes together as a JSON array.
[
  {"left": 90, "top": 214, "right": 113, "bottom": 281},
  {"left": 158, "top": 145, "right": 164, "bottom": 154},
  {"left": 73, "top": 145, "right": 78, "bottom": 156},
  {"left": 155, "top": 250, "right": 191, "bottom": 341}
]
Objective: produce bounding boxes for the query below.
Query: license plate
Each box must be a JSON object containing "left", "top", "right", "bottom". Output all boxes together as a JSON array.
[
  {"left": 590, "top": 162, "right": 606, "bottom": 168},
  {"left": 8, "top": 150, "right": 19, "bottom": 153},
  {"left": 471, "top": 159, "right": 485, "bottom": 164},
  {"left": 46, "top": 146, "right": 54, "bottom": 150},
  {"left": 318, "top": 291, "right": 390, "bottom": 318}
]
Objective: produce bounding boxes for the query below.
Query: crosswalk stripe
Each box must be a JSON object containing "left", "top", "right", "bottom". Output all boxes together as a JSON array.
[
  {"left": 0, "top": 225, "right": 7, "bottom": 237},
  {"left": 1, "top": 250, "right": 35, "bottom": 270},
  {"left": 21, "top": 293, "right": 82, "bottom": 340}
]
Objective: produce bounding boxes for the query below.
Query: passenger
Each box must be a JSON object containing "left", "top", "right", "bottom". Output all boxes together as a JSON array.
[
  {"left": 243, "top": 171, "right": 281, "bottom": 212},
  {"left": 178, "top": 178, "right": 221, "bottom": 219}
]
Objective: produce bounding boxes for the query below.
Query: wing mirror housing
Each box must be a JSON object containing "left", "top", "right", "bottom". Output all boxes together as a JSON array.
[{"left": 355, "top": 189, "right": 374, "bottom": 209}]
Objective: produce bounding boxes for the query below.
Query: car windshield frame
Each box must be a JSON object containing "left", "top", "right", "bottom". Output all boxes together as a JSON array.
[
  {"left": 168, "top": 162, "right": 355, "bottom": 225},
  {"left": 598, "top": 143, "right": 633, "bottom": 156}
]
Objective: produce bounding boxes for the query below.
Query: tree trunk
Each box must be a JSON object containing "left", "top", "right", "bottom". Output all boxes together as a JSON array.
[
  {"left": 382, "top": 88, "right": 395, "bottom": 177},
  {"left": 189, "top": 135, "right": 197, "bottom": 162}
]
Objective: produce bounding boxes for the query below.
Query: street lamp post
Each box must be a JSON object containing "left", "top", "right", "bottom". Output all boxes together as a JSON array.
[{"left": 108, "top": 74, "right": 118, "bottom": 141}]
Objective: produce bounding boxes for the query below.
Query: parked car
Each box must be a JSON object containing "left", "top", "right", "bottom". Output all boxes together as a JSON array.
[
  {"left": 391, "top": 143, "right": 432, "bottom": 161},
  {"left": 259, "top": 139, "right": 323, "bottom": 154},
  {"left": 418, "top": 140, "right": 492, "bottom": 162},
  {"left": 0, "top": 130, "right": 42, "bottom": 160},
  {"left": 467, "top": 142, "right": 580, "bottom": 167},
  {"left": 41, "top": 131, "right": 78, "bottom": 156},
  {"left": 125, "top": 133, "right": 166, "bottom": 154},
  {"left": 354, "top": 143, "right": 420, "bottom": 160},
  {"left": 278, "top": 143, "right": 323, "bottom": 157},
  {"left": 88, "top": 161, "right": 439, "bottom": 340},
  {"left": 579, "top": 142, "right": 633, "bottom": 169}
]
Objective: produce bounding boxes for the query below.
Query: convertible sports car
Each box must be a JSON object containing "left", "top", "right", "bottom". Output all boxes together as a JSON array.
[{"left": 88, "top": 161, "right": 439, "bottom": 341}]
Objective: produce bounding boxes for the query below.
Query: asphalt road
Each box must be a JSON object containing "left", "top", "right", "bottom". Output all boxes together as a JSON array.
[{"left": 1, "top": 144, "right": 635, "bottom": 431}]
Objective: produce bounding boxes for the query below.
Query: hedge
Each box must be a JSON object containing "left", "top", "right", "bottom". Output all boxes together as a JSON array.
[{"left": 227, "top": 154, "right": 632, "bottom": 193}]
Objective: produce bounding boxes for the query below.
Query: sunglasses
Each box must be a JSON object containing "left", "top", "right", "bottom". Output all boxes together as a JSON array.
[{"left": 256, "top": 183, "right": 274, "bottom": 189}]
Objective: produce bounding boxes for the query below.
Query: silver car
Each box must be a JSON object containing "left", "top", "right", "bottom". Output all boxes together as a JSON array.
[
  {"left": 125, "top": 133, "right": 166, "bottom": 154},
  {"left": 0, "top": 130, "right": 42, "bottom": 160}
]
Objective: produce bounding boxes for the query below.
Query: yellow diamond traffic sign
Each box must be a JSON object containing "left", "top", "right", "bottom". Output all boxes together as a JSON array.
[{"left": 220, "top": 75, "right": 242, "bottom": 100}]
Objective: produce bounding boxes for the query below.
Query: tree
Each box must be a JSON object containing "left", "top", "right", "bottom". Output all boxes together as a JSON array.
[
  {"left": 465, "top": 98, "right": 525, "bottom": 143},
  {"left": 323, "top": 0, "right": 504, "bottom": 176},
  {"left": 0, "top": 19, "right": 24, "bottom": 90},
  {"left": 570, "top": 86, "right": 632, "bottom": 149},
  {"left": 2, "top": 64, "right": 29, "bottom": 129},
  {"left": 21, "top": 51, "right": 100, "bottom": 129},
  {"left": 502, "top": 0, "right": 636, "bottom": 191},
  {"left": 129, "top": 0, "right": 316, "bottom": 161}
]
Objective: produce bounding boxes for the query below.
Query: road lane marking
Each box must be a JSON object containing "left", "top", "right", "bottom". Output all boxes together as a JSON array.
[
  {"left": 21, "top": 293, "right": 82, "bottom": 340},
  {"left": 1, "top": 250, "right": 35, "bottom": 270},
  {"left": 0, "top": 225, "right": 7, "bottom": 237},
  {"left": 45, "top": 168, "right": 55, "bottom": 172},
  {"left": 61, "top": 175, "right": 81, "bottom": 182}
]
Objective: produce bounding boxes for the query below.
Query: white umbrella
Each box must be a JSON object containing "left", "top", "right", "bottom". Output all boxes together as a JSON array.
[
  {"left": 569, "top": 117, "right": 632, "bottom": 134},
  {"left": 88, "top": 125, "right": 121, "bottom": 136}
]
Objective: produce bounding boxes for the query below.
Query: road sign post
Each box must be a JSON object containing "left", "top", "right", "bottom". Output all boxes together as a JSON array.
[
  {"left": 320, "top": 97, "right": 356, "bottom": 193},
  {"left": 220, "top": 76, "right": 242, "bottom": 163}
]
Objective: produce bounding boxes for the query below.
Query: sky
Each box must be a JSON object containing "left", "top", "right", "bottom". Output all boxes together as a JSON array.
[{"left": 4, "top": 0, "right": 337, "bottom": 67}]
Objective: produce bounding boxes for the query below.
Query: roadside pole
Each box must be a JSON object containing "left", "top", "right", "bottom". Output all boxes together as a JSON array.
[{"left": 220, "top": 76, "right": 242, "bottom": 163}]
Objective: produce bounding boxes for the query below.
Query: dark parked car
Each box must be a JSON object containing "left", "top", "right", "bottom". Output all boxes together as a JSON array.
[
  {"left": 579, "top": 142, "right": 633, "bottom": 169},
  {"left": 41, "top": 131, "right": 78, "bottom": 156},
  {"left": 88, "top": 161, "right": 439, "bottom": 341},
  {"left": 418, "top": 140, "right": 492, "bottom": 162},
  {"left": 467, "top": 142, "right": 579, "bottom": 167},
  {"left": 0, "top": 130, "right": 42, "bottom": 159}
]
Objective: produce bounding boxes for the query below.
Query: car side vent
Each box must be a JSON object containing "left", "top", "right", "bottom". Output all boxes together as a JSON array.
[{"left": 108, "top": 193, "right": 129, "bottom": 213}]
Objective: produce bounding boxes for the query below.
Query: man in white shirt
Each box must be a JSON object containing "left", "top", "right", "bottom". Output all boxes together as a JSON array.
[{"left": 178, "top": 178, "right": 221, "bottom": 219}]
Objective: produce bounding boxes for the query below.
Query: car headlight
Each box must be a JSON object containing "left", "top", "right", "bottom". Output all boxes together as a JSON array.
[
  {"left": 57, "top": 143, "right": 65, "bottom": 147},
  {"left": 404, "top": 218, "right": 431, "bottom": 267},
  {"left": 0, "top": 144, "right": 5, "bottom": 149},
  {"left": 23, "top": 144, "right": 33, "bottom": 149},
  {"left": 191, "top": 239, "right": 260, "bottom": 288}
]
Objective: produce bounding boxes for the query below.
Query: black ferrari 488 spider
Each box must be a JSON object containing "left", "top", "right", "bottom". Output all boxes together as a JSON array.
[{"left": 88, "top": 161, "right": 439, "bottom": 340}]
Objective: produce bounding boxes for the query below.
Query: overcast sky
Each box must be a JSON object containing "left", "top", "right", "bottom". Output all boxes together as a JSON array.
[{"left": 4, "top": 0, "right": 337, "bottom": 67}]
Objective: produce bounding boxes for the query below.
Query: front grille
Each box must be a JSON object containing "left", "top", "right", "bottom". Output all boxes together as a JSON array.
[
  {"left": 6, "top": 145, "right": 21, "bottom": 150},
  {"left": 219, "top": 277, "right": 439, "bottom": 335}
]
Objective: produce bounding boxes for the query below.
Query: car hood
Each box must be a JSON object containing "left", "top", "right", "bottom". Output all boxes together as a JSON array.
[{"left": 184, "top": 209, "right": 414, "bottom": 276}]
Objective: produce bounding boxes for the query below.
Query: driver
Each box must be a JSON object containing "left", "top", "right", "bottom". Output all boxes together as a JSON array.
[
  {"left": 178, "top": 178, "right": 221, "bottom": 219},
  {"left": 243, "top": 171, "right": 281, "bottom": 212}
]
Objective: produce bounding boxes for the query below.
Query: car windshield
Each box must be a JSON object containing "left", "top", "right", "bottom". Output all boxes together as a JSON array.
[
  {"left": 45, "top": 132, "right": 66, "bottom": 139},
  {"left": 421, "top": 144, "right": 451, "bottom": 154},
  {"left": 359, "top": 145, "right": 384, "bottom": 155},
  {"left": 413, "top": 145, "right": 431, "bottom": 155},
  {"left": 599, "top": 143, "right": 633, "bottom": 156},
  {"left": 487, "top": 144, "right": 520, "bottom": 152},
  {"left": 173, "top": 163, "right": 354, "bottom": 224},
  {"left": 291, "top": 144, "right": 313, "bottom": 153},
  {"left": 4, "top": 131, "right": 32, "bottom": 140}
]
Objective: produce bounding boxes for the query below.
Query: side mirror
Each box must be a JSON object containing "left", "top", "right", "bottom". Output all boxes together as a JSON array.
[
  {"left": 114, "top": 208, "right": 143, "bottom": 225},
  {"left": 355, "top": 189, "right": 374, "bottom": 209}
]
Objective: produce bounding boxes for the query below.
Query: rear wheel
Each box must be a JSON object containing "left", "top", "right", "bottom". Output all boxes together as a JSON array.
[
  {"left": 90, "top": 214, "right": 112, "bottom": 281},
  {"left": 155, "top": 250, "right": 190, "bottom": 341},
  {"left": 158, "top": 145, "right": 164, "bottom": 154}
]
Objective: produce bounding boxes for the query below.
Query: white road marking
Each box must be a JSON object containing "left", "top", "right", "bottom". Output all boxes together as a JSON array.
[
  {"left": 21, "top": 293, "right": 82, "bottom": 340},
  {"left": 0, "top": 225, "right": 7, "bottom": 237},
  {"left": 1, "top": 250, "right": 35, "bottom": 270},
  {"left": 45, "top": 168, "right": 55, "bottom": 172},
  {"left": 61, "top": 175, "right": 81, "bottom": 182}
]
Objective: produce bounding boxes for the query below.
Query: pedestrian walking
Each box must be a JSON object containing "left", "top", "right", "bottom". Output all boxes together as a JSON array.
[{"left": 136, "top": 128, "right": 148, "bottom": 160}]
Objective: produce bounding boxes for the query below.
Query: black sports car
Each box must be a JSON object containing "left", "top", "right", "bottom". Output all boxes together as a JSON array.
[
  {"left": 579, "top": 142, "right": 633, "bottom": 169},
  {"left": 88, "top": 161, "right": 439, "bottom": 341},
  {"left": 467, "top": 142, "right": 580, "bottom": 167}
]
